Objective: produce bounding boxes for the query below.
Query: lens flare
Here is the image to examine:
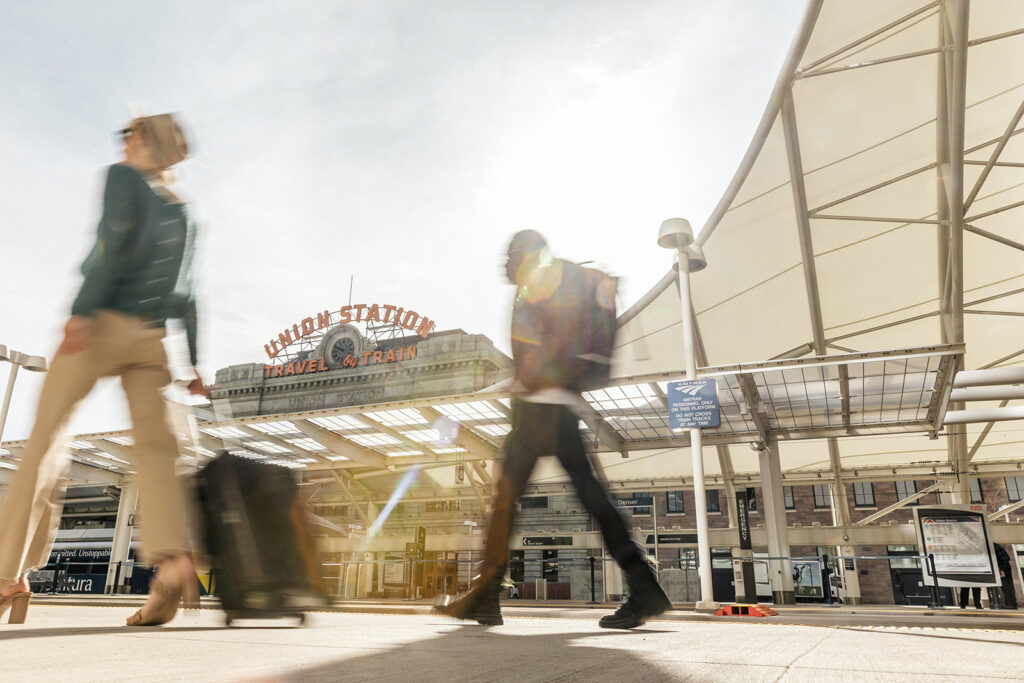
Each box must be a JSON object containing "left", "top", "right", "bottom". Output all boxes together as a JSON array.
[{"left": 365, "top": 464, "right": 422, "bottom": 539}]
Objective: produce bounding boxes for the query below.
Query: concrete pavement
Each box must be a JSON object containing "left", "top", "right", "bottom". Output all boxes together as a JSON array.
[{"left": 3, "top": 605, "right": 1024, "bottom": 682}]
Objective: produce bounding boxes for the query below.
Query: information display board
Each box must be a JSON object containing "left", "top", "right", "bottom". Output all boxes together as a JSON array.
[
  {"left": 383, "top": 558, "right": 407, "bottom": 586},
  {"left": 667, "top": 378, "right": 720, "bottom": 430},
  {"left": 912, "top": 504, "right": 999, "bottom": 587}
]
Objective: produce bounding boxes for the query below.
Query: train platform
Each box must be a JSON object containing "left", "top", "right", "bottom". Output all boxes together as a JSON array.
[
  {"left": 5, "top": 601, "right": 1023, "bottom": 682},
  {"left": 30, "top": 593, "right": 1024, "bottom": 631}
]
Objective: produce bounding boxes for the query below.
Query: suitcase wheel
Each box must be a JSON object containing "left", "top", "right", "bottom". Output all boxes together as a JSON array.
[
  {"left": 297, "top": 613, "right": 307, "bottom": 626},
  {"left": 225, "top": 614, "right": 235, "bottom": 627}
]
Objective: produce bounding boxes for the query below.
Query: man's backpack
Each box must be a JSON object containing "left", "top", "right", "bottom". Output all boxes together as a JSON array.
[{"left": 566, "top": 262, "right": 618, "bottom": 392}]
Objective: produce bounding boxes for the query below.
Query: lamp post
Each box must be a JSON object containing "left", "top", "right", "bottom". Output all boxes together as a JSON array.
[
  {"left": 657, "top": 218, "right": 717, "bottom": 611},
  {"left": 0, "top": 344, "right": 48, "bottom": 445}
]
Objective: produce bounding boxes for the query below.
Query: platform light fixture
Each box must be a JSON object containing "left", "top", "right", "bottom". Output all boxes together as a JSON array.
[{"left": 0, "top": 344, "right": 48, "bottom": 445}]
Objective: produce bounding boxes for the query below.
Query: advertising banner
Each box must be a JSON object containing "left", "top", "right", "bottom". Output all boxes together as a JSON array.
[{"left": 792, "top": 561, "right": 824, "bottom": 599}]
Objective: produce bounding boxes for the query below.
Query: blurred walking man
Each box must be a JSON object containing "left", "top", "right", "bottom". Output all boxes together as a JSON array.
[{"left": 434, "top": 230, "right": 671, "bottom": 629}]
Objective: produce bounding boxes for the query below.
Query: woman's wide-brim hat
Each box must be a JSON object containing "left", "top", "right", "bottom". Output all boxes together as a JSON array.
[{"left": 131, "top": 113, "right": 189, "bottom": 169}]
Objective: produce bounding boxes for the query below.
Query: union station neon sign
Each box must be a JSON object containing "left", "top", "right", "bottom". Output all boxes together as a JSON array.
[{"left": 264, "top": 303, "right": 436, "bottom": 359}]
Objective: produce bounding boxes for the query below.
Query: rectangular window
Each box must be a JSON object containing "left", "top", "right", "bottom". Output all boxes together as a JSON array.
[
  {"left": 1006, "top": 476, "right": 1024, "bottom": 503},
  {"left": 509, "top": 550, "right": 525, "bottom": 583},
  {"left": 632, "top": 491, "right": 651, "bottom": 516},
  {"left": 895, "top": 480, "right": 918, "bottom": 505},
  {"left": 970, "top": 478, "right": 984, "bottom": 504},
  {"left": 677, "top": 548, "right": 697, "bottom": 569},
  {"left": 746, "top": 487, "right": 757, "bottom": 512},
  {"left": 706, "top": 489, "right": 720, "bottom": 513},
  {"left": 666, "top": 490, "right": 684, "bottom": 514},
  {"left": 783, "top": 486, "right": 795, "bottom": 510},
  {"left": 426, "top": 500, "right": 462, "bottom": 512},
  {"left": 812, "top": 484, "right": 831, "bottom": 509},
  {"left": 853, "top": 482, "right": 875, "bottom": 508},
  {"left": 520, "top": 496, "right": 548, "bottom": 510},
  {"left": 542, "top": 550, "right": 558, "bottom": 583},
  {"left": 886, "top": 545, "right": 921, "bottom": 570},
  {"left": 67, "top": 560, "right": 91, "bottom": 575}
]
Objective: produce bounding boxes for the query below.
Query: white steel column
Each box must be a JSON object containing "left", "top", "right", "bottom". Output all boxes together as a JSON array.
[
  {"left": 827, "top": 441, "right": 861, "bottom": 605},
  {"left": 940, "top": 0, "right": 971, "bottom": 504},
  {"left": 105, "top": 484, "right": 138, "bottom": 594},
  {"left": 758, "top": 440, "right": 795, "bottom": 604}
]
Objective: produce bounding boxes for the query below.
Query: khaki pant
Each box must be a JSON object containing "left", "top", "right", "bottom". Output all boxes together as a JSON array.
[{"left": 0, "top": 310, "right": 190, "bottom": 584}]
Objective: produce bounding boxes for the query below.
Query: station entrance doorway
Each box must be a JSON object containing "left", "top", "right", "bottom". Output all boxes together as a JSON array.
[
  {"left": 420, "top": 551, "right": 459, "bottom": 599},
  {"left": 711, "top": 548, "right": 735, "bottom": 603}
]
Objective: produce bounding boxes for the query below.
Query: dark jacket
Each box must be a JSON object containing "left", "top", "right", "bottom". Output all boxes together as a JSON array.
[
  {"left": 72, "top": 164, "right": 199, "bottom": 365},
  {"left": 994, "top": 543, "right": 1011, "bottom": 571}
]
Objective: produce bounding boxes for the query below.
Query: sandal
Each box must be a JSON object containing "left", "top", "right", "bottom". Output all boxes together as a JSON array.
[
  {"left": 126, "top": 580, "right": 182, "bottom": 626},
  {"left": 126, "top": 555, "right": 199, "bottom": 627}
]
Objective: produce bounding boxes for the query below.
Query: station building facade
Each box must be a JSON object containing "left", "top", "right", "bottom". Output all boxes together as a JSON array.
[
  {"left": 43, "top": 310, "right": 1024, "bottom": 606},
  {"left": 203, "top": 311, "right": 1024, "bottom": 606}
]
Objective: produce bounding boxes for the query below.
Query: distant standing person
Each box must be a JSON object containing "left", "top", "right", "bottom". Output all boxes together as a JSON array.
[
  {"left": 994, "top": 543, "right": 1018, "bottom": 609},
  {"left": 959, "top": 585, "right": 982, "bottom": 609},
  {"left": 434, "top": 230, "right": 672, "bottom": 629},
  {"left": 0, "top": 113, "right": 207, "bottom": 626}
]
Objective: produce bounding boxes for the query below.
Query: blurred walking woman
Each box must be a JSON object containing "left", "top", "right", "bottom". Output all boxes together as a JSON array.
[{"left": 0, "top": 113, "right": 206, "bottom": 626}]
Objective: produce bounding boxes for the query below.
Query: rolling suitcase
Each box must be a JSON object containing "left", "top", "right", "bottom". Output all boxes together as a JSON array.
[{"left": 193, "top": 448, "right": 326, "bottom": 626}]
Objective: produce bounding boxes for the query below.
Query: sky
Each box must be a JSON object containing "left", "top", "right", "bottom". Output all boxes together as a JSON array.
[{"left": 0, "top": 1, "right": 807, "bottom": 441}]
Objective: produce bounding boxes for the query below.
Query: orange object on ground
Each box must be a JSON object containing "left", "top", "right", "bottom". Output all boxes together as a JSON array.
[{"left": 713, "top": 604, "right": 778, "bottom": 617}]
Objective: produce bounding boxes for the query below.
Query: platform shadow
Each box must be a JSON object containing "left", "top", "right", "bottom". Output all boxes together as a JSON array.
[{"left": 278, "top": 623, "right": 685, "bottom": 682}]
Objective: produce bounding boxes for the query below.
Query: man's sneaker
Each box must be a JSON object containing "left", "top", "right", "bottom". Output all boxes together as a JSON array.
[
  {"left": 432, "top": 579, "right": 503, "bottom": 626},
  {"left": 599, "top": 569, "right": 673, "bottom": 629}
]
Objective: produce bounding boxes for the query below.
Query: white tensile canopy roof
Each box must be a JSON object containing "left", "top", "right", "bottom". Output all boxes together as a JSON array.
[{"left": 613, "top": 0, "right": 1024, "bottom": 486}]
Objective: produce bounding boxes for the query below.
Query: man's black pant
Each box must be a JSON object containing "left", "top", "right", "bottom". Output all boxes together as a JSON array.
[
  {"left": 480, "top": 400, "right": 645, "bottom": 579},
  {"left": 959, "top": 586, "right": 982, "bottom": 609},
  {"left": 998, "top": 571, "right": 1018, "bottom": 609}
]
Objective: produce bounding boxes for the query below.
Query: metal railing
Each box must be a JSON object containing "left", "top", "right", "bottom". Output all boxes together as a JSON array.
[{"left": 32, "top": 551, "right": 1004, "bottom": 610}]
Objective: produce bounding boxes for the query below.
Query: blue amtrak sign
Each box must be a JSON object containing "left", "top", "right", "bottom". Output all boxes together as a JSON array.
[{"left": 667, "top": 378, "right": 720, "bottom": 430}]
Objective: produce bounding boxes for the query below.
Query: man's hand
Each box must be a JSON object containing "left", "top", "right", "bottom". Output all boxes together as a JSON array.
[
  {"left": 57, "top": 316, "right": 93, "bottom": 356},
  {"left": 188, "top": 369, "right": 211, "bottom": 398}
]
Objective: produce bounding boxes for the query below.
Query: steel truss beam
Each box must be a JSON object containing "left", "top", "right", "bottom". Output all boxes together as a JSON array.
[
  {"left": 362, "top": 419, "right": 439, "bottom": 461},
  {"left": 737, "top": 374, "right": 770, "bottom": 444},
  {"left": 990, "top": 498, "right": 1024, "bottom": 521},
  {"left": 810, "top": 214, "right": 941, "bottom": 224},
  {"left": 855, "top": 481, "right": 945, "bottom": 525},
  {"left": 331, "top": 471, "right": 373, "bottom": 527},
  {"left": 812, "top": 129, "right": 1024, "bottom": 215},
  {"left": 417, "top": 406, "right": 498, "bottom": 461},
  {"left": 295, "top": 420, "right": 386, "bottom": 469},
  {"left": 963, "top": 97, "right": 1024, "bottom": 211},
  {"left": 238, "top": 425, "right": 332, "bottom": 464},
  {"left": 798, "top": 2, "right": 940, "bottom": 74},
  {"left": 798, "top": 46, "right": 944, "bottom": 80}
]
